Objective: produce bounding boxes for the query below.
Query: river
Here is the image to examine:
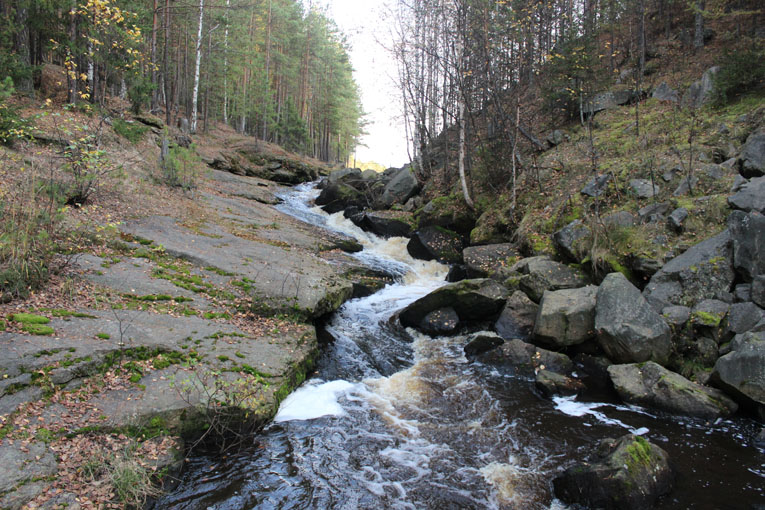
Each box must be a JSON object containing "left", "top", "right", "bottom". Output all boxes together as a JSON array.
[{"left": 157, "top": 182, "right": 764, "bottom": 510}]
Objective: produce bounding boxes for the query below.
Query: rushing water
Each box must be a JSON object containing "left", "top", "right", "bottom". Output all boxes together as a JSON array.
[{"left": 158, "top": 183, "right": 764, "bottom": 510}]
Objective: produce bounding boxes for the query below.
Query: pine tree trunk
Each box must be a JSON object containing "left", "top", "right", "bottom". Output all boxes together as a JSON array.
[
  {"left": 694, "top": 0, "right": 705, "bottom": 49},
  {"left": 15, "top": 0, "right": 33, "bottom": 94}
]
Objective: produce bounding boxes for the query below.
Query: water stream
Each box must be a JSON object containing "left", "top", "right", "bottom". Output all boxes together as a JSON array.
[{"left": 158, "top": 183, "right": 764, "bottom": 510}]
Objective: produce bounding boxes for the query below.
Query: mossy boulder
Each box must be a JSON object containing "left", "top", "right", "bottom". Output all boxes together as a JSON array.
[
  {"left": 553, "top": 434, "right": 673, "bottom": 510},
  {"left": 315, "top": 182, "right": 365, "bottom": 214},
  {"left": 608, "top": 362, "right": 738, "bottom": 419},
  {"left": 712, "top": 330, "right": 765, "bottom": 419},
  {"left": 399, "top": 279, "right": 507, "bottom": 328},
  {"left": 462, "top": 243, "right": 520, "bottom": 279},
  {"left": 417, "top": 196, "right": 476, "bottom": 236}
]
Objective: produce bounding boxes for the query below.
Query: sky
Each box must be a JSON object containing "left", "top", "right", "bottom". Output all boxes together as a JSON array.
[{"left": 318, "top": 0, "right": 410, "bottom": 168}]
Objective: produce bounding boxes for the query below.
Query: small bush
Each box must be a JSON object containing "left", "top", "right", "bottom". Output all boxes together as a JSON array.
[
  {"left": 113, "top": 118, "right": 149, "bottom": 144},
  {"left": 160, "top": 141, "right": 200, "bottom": 190},
  {"left": 712, "top": 46, "right": 765, "bottom": 106},
  {"left": 0, "top": 77, "right": 33, "bottom": 145}
]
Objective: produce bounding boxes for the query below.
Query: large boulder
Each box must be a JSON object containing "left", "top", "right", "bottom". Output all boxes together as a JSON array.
[
  {"left": 596, "top": 273, "right": 672, "bottom": 365},
  {"left": 581, "top": 90, "right": 635, "bottom": 115},
  {"left": 722, "top": 302, "right": 764, "bottom": 342},
  {"left": 553, "top": 434, "right": 673, "bottom": 510},
  {"left": 350, "top": 212, "right": 412, "bottom": 239},
  {"left": 581, "top": 174, "right": 611, "bottom": 197},
  {"left": 728, "top": 210, "right": 765, "bottom": 282},
  {"left": 315, "top": 182, "right": 366, "bottom": 214},
  {"left": 324, "top": 168, "right": 362, "bottom": 188},
  {"left": 399, "top": 279, "right": 507, "bottom": 328},
  {"left": 738, "top": 129, "right": 765, "bottom": 178},
  {"left": 608, "top": 362, "right": 737, "bottom": 418},
  {"left": 407, "top": 226, "right": 463, "bottom": 263},
  {"left": 643, "top": 230, "right": 734, "bottom": 310},
  {"left": 681, "top": 66, "right": 719, "bottom": 109},
  {"left": 494, "top": 291, "right": 539, "bottom": 340},
  {"left": 417, "top": 198, "right": 476, "bottom": 236},
  {"left": 475, "top": 338, "right": 574, "bottom": 375},
  {"left": 652, "top": 82, "right": 679, "bottom": 103},
  {"left": 712, "top": 330, "right": 765, "bottom": 418},
  {"left": 533, "top": 286, "right": 598, "bottom": 348},
  {"left": 553, "top": 220, "right": 591, "bottom": 262},
  {"left": 512, "top": 256, "right": 588, "bottom": 302},
  {"left": 728, "top": 176, "right": 765, "bottom": 214},
  {"left": 377, "top": 167, "right": 419, "bottom": 208},
  {"left": 463, "top": 243, "right": 520, "bottom": 279},
  {"left": 629, "top": 178, "right": 661, "bottom": 199}
]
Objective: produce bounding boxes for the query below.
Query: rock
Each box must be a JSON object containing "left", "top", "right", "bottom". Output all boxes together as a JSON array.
[
  {"left": 712, "top": 331, "right": 765, "bottom": 418},
  {"left": 553, "top": 434, "right": 673, "bottom": 510},
  {"left": 638, "top": 202, "right": 670, "bottom": 223},
  {"left": 0, "top": 442, "right": 57, "bottom": 493},
  {"left": 629, "top": 255, "right": 662, "bottom": 280},
  {"left": 399, "top": 279, "right": 507, "bottom": 328},
  {"left": 512, "top": 256, "right": 588, "bottom": 302},
  {"left": 662, "top": 165, "right": 681, "bottom": 182},
  {"left": 728, "top": 211, "right": 765, "bottom": 282},
  {"left": 731, "top": 175, "right": 748, "bottom": 193},
  {"left": 574, "top": 353, "right": 613, "bottom": 383},
  {"left": 0, "top": 481, "right": 51, "bottom": 510},
  {"left": 738, "top": 129, "right": 765, "bottom": 178},
  {"left": 178, "top": 117, "right": 190, "bottom": 134},
  {"left": 407, "top": 226, "right": 463, "bottom": 264},
  {"left": 535, "top": 370, "right": 585, "bottom": 397},
  {"left": 667, "top": 207, "right": 689, "bottom": 233},
  {"left": 475, "top": 338, "right": 573, "bottom": 375},
  {"left": 596, "top": 273, "right": 672, "bottom": 365},
  {"left": 581, "top": 174, "right": 612, "bottom": 197},
  {"left": 608, "top": 362, "right": 737, "bottom": 418},
  {"left": 446, "top": 264, "right": 469, "bottom": 283},
  {"left": 350, "top": 212, "right": 412, "bottom": 239},
  {"left": 134, "top": 113, "right": 164, "bottom": 129},
  {"left": 378, "top": 167, "right": 419, "bottom": 208},
  {"left": 362, "top": 169, "right": 379, "bottom": 180},
  {"left": 652, "top": 82, "right": 679, "bottom": 102},
  {"left": 603, "top": 211, "right": 636, "bottom": 227},
  {"left": 682, "top": 66, "right": 720, "bottom": 109},
  {"left": 728, "top": 176, "right": 765, "bottom": 213},
  {"left": 464, "top": 331, "right": 504, "bottom": 356},
  {"left": 417, "top": 198, "right": 476, "bottom": 236},
  {"left": 701, "top": 164, "right": 724, "bottom": 180},
  {"left": 326, "top": 168, "right": 362, "bottom": 187},
  {"left": 673, "top": 175, "right": 699, "bottom": 196},
  {"left": 494, "top": 291, "right": 539, "bottom": 340},
  {"left": 690, "top": 299, "right": 729, "bottom": 339},
  {"left": 315, "top": 182, "right": 366, "bottom": 214},
  {"left": 582, "top": 90, "right": 636, "bottom": 115},
  {"left": 662, "top": 305, "right": 691, "bottom": 329},
  {"left": 547, "top": 129, "right": 567, "bottom": 146},
  {"left": 643, "top": 230, "right": 734, "bottom": 310},
  {"left": 629, "top": 178, "right": 661, "bottom": 198},
  {"left": 734, "top": 284, "right": 752, "bottom": 302},
  {"left": 753, "top": 276, "right": 765, "bottom": 308},
  {"left": 724, "top": 302, "right": 764, "bottom": 341},
  {"left": 418, "top": 307, "right": 460, "bottom": 336},
  {"left": 553, "top": 220, "right": 591, "bottom": 262},
  {"left": 533, "top": 286, "right": 598, "bottom": 347},
  {"left": 462, "top": 243, "right": 520, "bottom": 278}
]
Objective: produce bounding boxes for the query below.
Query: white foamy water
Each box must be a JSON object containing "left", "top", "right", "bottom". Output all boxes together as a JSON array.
[
  {"left": 274, "top": 380, "right": 359, "bottom": 422},
  {"left": 553, "top": 396, "right": 650, "bottom": 435}
]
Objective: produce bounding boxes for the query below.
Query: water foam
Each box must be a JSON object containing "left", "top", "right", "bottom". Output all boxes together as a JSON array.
[
  {"left": 274, "top": 380, "right": 358, "bottom": 422},
  {"left": 553, "top": 395, "right": 649, "bottom": 435}
]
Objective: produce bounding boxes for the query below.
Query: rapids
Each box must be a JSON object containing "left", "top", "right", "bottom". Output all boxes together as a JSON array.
[{"left": 157, "top": 182, "right": 764, "bottom": 510}]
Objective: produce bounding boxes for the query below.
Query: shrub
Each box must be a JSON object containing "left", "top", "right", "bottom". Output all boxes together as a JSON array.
[
  {"left": 113, "top": 118, "right": 149, "bottom": 144},
  {"left": 0, "top": 77, "right": 32, "bottom": 145},
  {"left": 160, "top": 141, "right": 200, "bottom": 190},
  {"left": 712, "top": 46, "right": 765, "bottom": 106}
]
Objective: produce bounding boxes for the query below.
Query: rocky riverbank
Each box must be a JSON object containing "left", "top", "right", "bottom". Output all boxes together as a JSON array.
[{"left": 0, "top": 129, "right": 382, "bottom": 508}]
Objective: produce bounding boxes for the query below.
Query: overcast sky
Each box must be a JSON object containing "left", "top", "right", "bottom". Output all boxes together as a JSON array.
[{"left": 318, "top": 0, "right": 409, "bottom": 168}]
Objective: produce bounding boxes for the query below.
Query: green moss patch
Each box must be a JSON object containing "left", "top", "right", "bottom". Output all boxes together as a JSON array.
[
  {"left": 10, "top": 313, "right": 50, "bottom": 325},
  {"left": 23, "top": 324, "right": 55, "bottom": 336}
]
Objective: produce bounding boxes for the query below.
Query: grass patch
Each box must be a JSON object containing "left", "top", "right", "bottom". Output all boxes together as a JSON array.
[
  {"left": 23, "top": 324, "right": 55, "bottom": 335},
  {"left": 96, "top": 332, "right": 111, "bottom": 340},
  {"left": 113, "top": 118, "right": 149, "bottom": 144},
  {"left": 10, "top": 313, "right": 50, "bottom": 325}
]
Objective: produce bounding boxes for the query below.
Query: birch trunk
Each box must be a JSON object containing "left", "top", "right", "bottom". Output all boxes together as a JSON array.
[{"left": 190, "top": 0, "right": 205, "bottom": 133}]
